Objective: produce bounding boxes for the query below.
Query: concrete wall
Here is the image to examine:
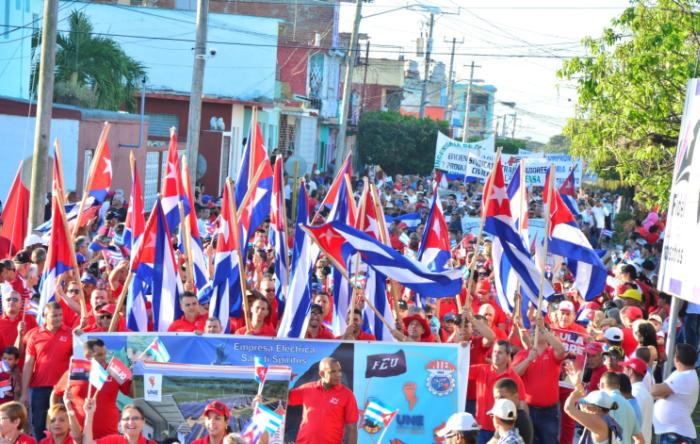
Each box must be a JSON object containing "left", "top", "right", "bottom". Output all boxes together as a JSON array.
[{"left": 0, "top": 0, "right": 41, "bottom": 100}]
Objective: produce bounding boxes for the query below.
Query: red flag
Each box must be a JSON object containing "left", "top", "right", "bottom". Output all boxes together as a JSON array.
[
  {"left": 0, "top": 162, "right": 29, "bottom": 259},
  {"left": 69, "top": 358, "right": 92, "bottom": 381},
  {"left": 85, "top": 129, "right": 112, "bottom": 203},
  {"left": 107, "top": 356, "right": 132, "bottom": 385}
]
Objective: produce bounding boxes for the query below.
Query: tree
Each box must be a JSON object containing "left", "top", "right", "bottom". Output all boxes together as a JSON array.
[
  {"left": 357, "top": 112, "right": 449, "bottom": 175},
  {"left": 558, "top": 0, "right": 699, "bottom": 207},
  {"left": 39, "top": 11, "right": 146, "bottom": 112},
  {"left": 541, "top": 134, "right": 571, "bottom": 153}
]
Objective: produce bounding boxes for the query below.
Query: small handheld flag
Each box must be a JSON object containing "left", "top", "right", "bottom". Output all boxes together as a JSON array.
[
  {"left": 144, "top": 338, "right": 171, "bottom": 363},
  {"left": 89, "top": 359, "right": 109, "bottom": 391},
  {"left": 69, "top": 358, "right": 92, "bottom": 381},
  {"left": 253, "top": 403, "right": 284, "bottom": 435},
  {"left": 254, "top": 357, "right": 268, "bottom": 395},
  {"left": 0, "top": 360, "right": 11, "bottom": 374},
  {"left": 0, "top": 379, "right": 11, "bottom": 398},
  {"left": 107, "top": 356, "right": 132, "bottom": 385},
  {"left": 363, "top": 399, "right": 398, "bottom": 444}
]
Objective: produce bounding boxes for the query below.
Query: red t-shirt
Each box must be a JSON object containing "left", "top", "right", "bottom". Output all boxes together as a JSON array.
[
  {"left": 306, "top": 325, "right": 335, "bottom": 340},
  {"left": 39, "top": 433, "right": 76, "bottom": 444},
  {"left": 287, "top": 380, "right": 359, "bottom": 444},
  {"left": 587, "top": 365, "right": 607, "bottom": 392},
  {"left": 621, "top": 328, "right": 638, "bottom": 357},
  {"left": 469, "top": 364, "right": 526, "bottom": 431},
  {"left": 96, "top": 435, "right": 156, "bottom": 444},
  {"left": 234, "top": 324, "right": 277, "bottom": 337},
  {"left": 0, "top": 313, "right": 38, "bottom": 349},
  {"left": 13, "top": 433, "right": 36, "bottom": 444},
  {"left": 167, "top": 314, "right": 208, "bottom": 332},
  {"left": 335, "top": 331, "right": 377, "bottom": 341},
  {"left": 54, "top": 369, "right": 132, "bottom": 438},
  {"left": 26, "top": 325, "right": 73, "bottom": 387},
  {"left": 512, "top": 347, "right": 564, "bottom": 407},
  {"left": 57, "top": 297, "right": 80, "bottom": 328},
  {"left": 190, "top": 437, "right": 223, "bottom": 444}
]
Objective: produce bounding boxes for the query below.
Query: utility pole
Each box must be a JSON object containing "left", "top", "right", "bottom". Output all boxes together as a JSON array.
[
  {"left": 418, "top": 13, "right": 434, "bottom": 119},
  {"left": 510, "top": 113, "right": 517, "bottom": 138},
  {"left": 185, "top": 0, "right": 208, "bottom": 190},
  {"left": 359, "top": 40, "right": 370, "bottom": 116},
  {"left": 337, "top": 0, "right": 363, "bottom": 164},
  {"left": 444, "top": 36, "right": 463, "bottom": 134},
  {"left": 28, "top": 0, "right": 58, "bottom": 230},
  {"left": 461, "top": 61, "right": 481, "bottom": 143}
]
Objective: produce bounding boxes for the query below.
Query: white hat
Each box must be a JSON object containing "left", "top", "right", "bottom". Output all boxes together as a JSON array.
[
  {"left": 603, "top": 326, "right": 623, "bottom": 342},
  {"left": 436, "top": 412, "right": 479, "bottom": 437},
  {"left": 558, "top": 300, "right": 575, "bottom": 312},
  {"left": 579, "top": 390, "right": 615, "bottom": 410},
  {"left": 487, "top": 399, "right": 517, "bottom": 421},
  {"left": 23, "top": 234, "right": 45, "bottom": 248}
]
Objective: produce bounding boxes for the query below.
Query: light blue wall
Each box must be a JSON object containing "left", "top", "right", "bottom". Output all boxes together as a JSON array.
[
  {"left": 57, "top": 2, "right": 279, "bottom": 101},
  {"left": 0, "top": 0, "right": 41, "bottom": 100}
]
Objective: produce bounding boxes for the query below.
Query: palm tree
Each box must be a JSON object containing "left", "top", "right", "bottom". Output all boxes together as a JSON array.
[{"left": 48, "top": 11, "right": 146, "bottom": 112}]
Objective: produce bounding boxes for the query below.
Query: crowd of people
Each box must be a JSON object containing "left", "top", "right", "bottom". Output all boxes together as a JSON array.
[{"left": 0, "top": 167, "right": 697, "bottom": 444}]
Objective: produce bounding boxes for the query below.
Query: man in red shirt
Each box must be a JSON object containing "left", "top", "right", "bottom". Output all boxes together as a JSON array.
[
  {"left": 305, "top": 304, "right": 335, "bottom": 340},
  {"left": 338, "top": 309, "right": 376, "bottom": 341},
  {"left": 190, "top": 400, "right": 230, "bottom": 444},
  {"left": 20, "top": 302, "right": 73, "bottom": 439},
  {"left": 391, "top": 313, "right": 434, "bottom": 342},
  {"left": 167, "top": 291, "right": 207, "bottom": 332},
  {"left": 583, "top": 342, "right": 607, "bottom": 392},
  {"left": 235, "top": 297, "right": 276, "bottom": 337},
  {"left": 0, "top": 288, "right": 38, "bottom": 351},
  {"left": 51, "top": 338, "right": 132, "bottom": 439},
  {"left": 469, "top": 340, "right": 526, "bottom": 444},
  {"left": 512, "top": 320, "right": 567, "bottom": 444},
  {"left": 287, "top": 357, "right": 358, "bottom": 444}
]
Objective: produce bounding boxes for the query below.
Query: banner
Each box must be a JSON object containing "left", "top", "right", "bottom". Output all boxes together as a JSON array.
[
  {"left": 466, "top": 152, "right": 582, "bottom": 188},
  {"left": 76, "top": 333, "right": 469, "bottom": 444},
  {"left": 434, "top": 132, "right": 495, "bottom": 176},
  {"left": 658, "top": 78, "right": 700, "bottom": 304},
  {"left": 552, "top": 328, "right": 587, "bottom": 389}
]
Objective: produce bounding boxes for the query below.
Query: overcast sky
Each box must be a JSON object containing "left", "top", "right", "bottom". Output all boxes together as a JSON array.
[{"left": 339, "top": 0, "right": 631, "bottom": 143}]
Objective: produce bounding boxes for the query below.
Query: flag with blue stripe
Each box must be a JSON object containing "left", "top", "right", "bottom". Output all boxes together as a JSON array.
[{"left": 253, "top": 403, "right": 284, "bottom": 435}]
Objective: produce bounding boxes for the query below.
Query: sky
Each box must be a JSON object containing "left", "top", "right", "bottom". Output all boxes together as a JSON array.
[{"left": 339, "top": 0, "right": 632, "bottom": 143}]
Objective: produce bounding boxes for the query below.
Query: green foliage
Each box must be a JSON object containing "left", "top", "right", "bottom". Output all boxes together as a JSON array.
[
  {"left": 495, "top": 137, "right": 527, "bottom": 154},
  {"left": 43, "top": 11, "right": 146, "bottom": 112},
  {"left": 357, "top": 112, "right": 449, "bottom": 175},
  {"left": 558, "top": 0, "right": 700, "bottom": 208},
  {"left": 541, "top": 134, "right": 571, "bottom": 153}
]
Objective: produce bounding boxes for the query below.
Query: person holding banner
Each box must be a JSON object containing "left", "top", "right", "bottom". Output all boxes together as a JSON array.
[
  {"left": 304, "top": 304, "right": 335, "bottom": 340},
  {"left": 191, "top": 401, "right": 231, "bottom": 444},
  {"left": 51, "top": 339, "right": 132, "bottom": 439},
  {"left": 83, "top": 402, "right": 156, "bottom": 444}
]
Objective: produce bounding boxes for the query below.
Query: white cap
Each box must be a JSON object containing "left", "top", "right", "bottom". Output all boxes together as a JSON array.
[
  {"left": 579, "top": 390, "right": 615, "bottom": 410},
  {"left": 23, "top": 234, "right": 45, "bottom": 248},
  {"left": 487, "top": 399, "right": 517, "bottom": 421},
  {"left": 436, "top": 412, "right": 479, "bottom": 437},
  {"left": 603, "top": 326, "right": 623, "bottom": 342},
  {"left": 558, "top": 300, "right": 575, "bottom": 312}
]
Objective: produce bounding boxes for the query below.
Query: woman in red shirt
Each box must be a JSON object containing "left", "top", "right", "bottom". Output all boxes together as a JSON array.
[
  {"left": 191, "top": 401, "right": 231, "bottom": 444},
  {"left": 39, "top": 403, "right": 81, "bottom": 444},
  {"left": 83, "top": 401, "right": 156, "bottom": 444},
  {"left": 0, "top": 401, "right": 36, "bottom": 443}
]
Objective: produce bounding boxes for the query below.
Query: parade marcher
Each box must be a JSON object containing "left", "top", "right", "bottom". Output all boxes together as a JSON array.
[
  {"left": 304, "top": 304, "right": 335, "bottom": 340},
  {"left": 190, "top": 401, "right": 230, "bottom": 444},
  {"left": 599, "top": 372, "right": 643, "bottom": 444},
  {"left": 488, "top": 399, "right": 524, "bottom": 444},
  {"left": 564, "top": 388, "right": 621, "bottom": 444},
  {"left": 39, "top": 403, "right": 82, "bottom": 444},
  {"left": 391, "top": 313, "right": 434, "bottom": 342},
  {"left": 287, "top": 357, "right": 358, "bottom": 444},
  {"left": 0, "top": 401, "right": 37, "bottom": 444},
  {"left": 339, "top": 309, "right": 376, "bottom": 341},
  {"left": 234, "top": 297, "right": 276, "bottom": 337},
  {"left": 83, "top": 402, "right": 156, "bottom": 444},
  {"left": 436, "top": 412, "right": 479, "bottom": 444},
  {"left": 493, "top": 378, "right": 533, "bottom": 444},
  {"left": 167, "top": 291, "right": 207, "bottom": 333}
]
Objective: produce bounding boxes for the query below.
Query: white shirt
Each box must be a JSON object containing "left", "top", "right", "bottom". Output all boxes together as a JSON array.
[
  {"left": 653, "top": 369, "right": 699, "bottom": 438},
  {"left": 591, "top": 206, "right": 608, "bottom": 229},
  {"left": 632, "top": 381, "right": 653, "bottom": 444}
]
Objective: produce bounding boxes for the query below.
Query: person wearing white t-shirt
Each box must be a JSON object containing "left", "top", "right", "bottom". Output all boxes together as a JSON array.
[
  {"left": 652, "top": 343, "right": 699, "bottom": 444},
  {"left": 623, "top": 358, "right": 653, "bottom": 444}
]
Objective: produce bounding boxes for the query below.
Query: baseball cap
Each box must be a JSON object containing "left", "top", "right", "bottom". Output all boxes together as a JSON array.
[
  {"left": 579, "top": 390, "right": 615, "bottom": 410},
  {"left": 558, "top": 300, "right": 575, "bottom": 313},
  {"left": 443, "top": 312, "right": 457, "bottom": 323},
  {"left": 436, "top": 412, "right": 479, "bottom": 437},
  {"left": 622, "top": 357, "right": 647, "bottom": 376},
  {"left": 309, "top": 303, "right": 323, "bottom": 314},
  {"left": 603, "top": 326, "right": 623, "bottom": 342},
  {"left": 586, "top": 342, "right": 604, "bottom": 355},
  {"left": 487, "top": 398, "right": 517, "bottom": 420},
  {"left": 602, "top": 345, "right": 625, "bottom": 359},
  {"left": 81, "top": 273, "right": 98, "bottom": 285},
  {"left": 623, "top": 306, "right": 644, "bottom": 322},
  {"left": 13, "top": 251, "right": 30, "bottom": 264},
  {"left": 203, "top": 400, "right": 230, "bottom": 420},
  {"left": 619, "top": 288, "right": 642, "bottom": 302},
  {"left": 648, "top": 313, "right": 663, "bottom": 324},
  {"left": 23, "top": 234, "right": 45, "bottom": 248}
]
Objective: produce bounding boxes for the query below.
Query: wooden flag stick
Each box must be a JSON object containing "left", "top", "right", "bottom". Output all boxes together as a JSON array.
[
  {"left": 108, "top": 272, "right": 134, "bottom": 332},
  {"left": 227, "top": 179, "right": 251, "bottom": 331},
  {"left": 361, "top": 294, "right": 395, "bottom": 332},
  {"left": 278, "top": 158, "right": 291, "bottom": 276},
  {"left": 533, "top": 164, "right": 555, "bottom": 347},
  {"left": 179, "top": 157, "right": 196, "bottom": 287},
  {"left": 460, "top": 148, "right": 502, "bottom": 330},
  {"left": 73, "top": 122, "right": 111, "bottom": 238},
  {"left": 236, "top": 162, "right": 266, "bottom": 221}
]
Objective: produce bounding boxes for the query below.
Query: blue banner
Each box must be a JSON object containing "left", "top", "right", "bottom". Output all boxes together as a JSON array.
[{"left": 77, "top": 333, "right": 469, "bottom": 444}]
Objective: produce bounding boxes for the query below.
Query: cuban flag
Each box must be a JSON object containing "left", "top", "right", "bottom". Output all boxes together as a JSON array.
[
  {"left": 181, "top": 157, "right": 208, "bottom": 291},
  {"left": 544, "top": 170, "right": 607, "bottom": 300},
  {"left": 127, "top": 199, "right": 182, "bottom": 332},
  {"left": 364, "top": 398, "right": 398, "bottom": 428},
  {"left": 386, "top": 213, "right": 421, "bottom": 231},
  {"left": 0, "top": 162, "right": 29, "bottom": 259},
  {"left": 38, "top": 151, "right": 74, "bottom": 325},
  {"left": 123, "top": 154, "right": 145, "bottom": 254},
  {"left": 303, "top": 222, "right": 463, "bottom": 298},
  {"left": 235, "top": 122, "right": 273, "bottom": 250},
  {"left": 254, "top": 356, "right": 268, "bottom": 385},
  {"left": 483, "top": 158, "right": 553, "bottom": 311},
  {"left": 417, "top": 185, "right": 451, "bottom": 271},
  {"left": 0, "top": 379, "right": 11, "bottom": 398},
  {"left": 85, "top": 133, "right": 112, "bottom": 203},
  {"left": 252, "top": 404, "right": 284, "bottom": 435},
  {"left": 35, "top": 197, "right": 101, "bottom": 235},
  {"left": 559, "top": 168, "right": 580, "bottom": 216},
  {"left": 144, "top": 337, "right": 171, "bottom": 362},
  {"left": 277, "top": 183, "right": 317, "bottom": 338},
  {"left": 434, "top": 169, "right": 449, "bottom": 189},
  {"left": 89, "top": 359, "right": 109, "bottom": 391},
  {"left": 209, "top": 182, "right": 243, "bottom": 333},
  {"left": 354, "top": 188, "right": 396, "bottom": 341},
  {"left": 270, "top": 157, "right": 289, "bottom": 318},
  {"left": 317, "top": 153, "right": 353, "bottom": 221},
  {"left": 161, "top": 129, "right": 190, "bottom": 235}
]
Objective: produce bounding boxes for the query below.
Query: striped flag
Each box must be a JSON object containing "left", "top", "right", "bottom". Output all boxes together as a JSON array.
[
  {"left": 69, "top": 358, "right": 92, "bottom": 381},
  {"left": 144, "top": 338, "right": 171, "bottom": 363},
  {"left": 254, "top": 357, "right": 268, "bottom": 385},
  {"left": 253, "top": 403, "right": 284, "bottom": 435},
  {"left": 364, "top": 399, "right": 398, "bottom": 427},
  {"left": 89, "top": 359, "right": 109, "bottom": 390},
  {"left": 0, "top": 379, "right": 11, "bottom": 398}
]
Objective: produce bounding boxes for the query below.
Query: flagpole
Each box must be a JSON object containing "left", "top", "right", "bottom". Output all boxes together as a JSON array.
[
  {"left": 72, "top": 122, "right": 111, "bottom": 238},
  {"left": 361, "top": 294, "right": 394, "bottom": 332},
  {"left": 290, "top": 161, "right": 300, "bottom": 224},
  {"left": 249, "top": 109, "right": 258, "bottom": 185},
  {"left": 460, "top": 148, "right": 501, "bottom": 330},
  {"left": 533, "top": 164, "right": 555, "bottom": 347},
  {"left": 348, "top": 178, "right": 369, "bottom": 321},
  {"left": 369, "top": 184, "right": 402, "bottom": 324},
  {"left": 108, "top": 272, "right": 134, "bottom": 332},
  {"left": 278, "top": 158, "right": 291, "bottom": 277},
  {"left": 512, "top": 158, "right": 526, "bottom": 320},
  {"left": 53, "top": 140, "right": 87, "bottom": 320},
  {"left": 227, "top": 179, "right": 252, "bottom": 331}
]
